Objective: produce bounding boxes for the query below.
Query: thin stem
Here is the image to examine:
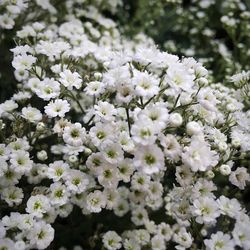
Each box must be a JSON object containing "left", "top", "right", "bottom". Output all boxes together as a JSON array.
[
  {"left": 169, "top": 93, "right": 181, "bottom": 113},
  {"left": 125, "top": 107, "right": 131, "bottom": 137},
  {"left": 67, "top": 91, "right": 85, "bottom": 114},
  {"left": 85, "top": 115, "right": 95, "bottom": 126}
]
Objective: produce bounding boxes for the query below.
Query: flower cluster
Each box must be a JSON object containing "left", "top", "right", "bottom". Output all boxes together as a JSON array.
[
  {"left": 0, "top": 1, "right": 250, "bottom": 250},
  {"left": 161, "top": 0, "right": 250, "bottom": 82}
]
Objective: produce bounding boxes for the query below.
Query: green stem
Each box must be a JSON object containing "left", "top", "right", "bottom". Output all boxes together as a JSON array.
[
  {"left": 67, "top": 91, "right": 85, "bottom": 114},
  {"left": 125, "top": 107, "right": 131, "bottom": 137}
]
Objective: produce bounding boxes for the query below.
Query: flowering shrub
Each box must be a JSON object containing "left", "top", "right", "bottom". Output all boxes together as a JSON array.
[{"left": 0, "top": 1, "right": 250, "bottom": 250}]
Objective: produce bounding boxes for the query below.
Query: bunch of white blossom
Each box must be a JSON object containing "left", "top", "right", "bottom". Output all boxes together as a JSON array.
[
  {"left": 163, "top": 0, "right": 250, "bottom": 82},
  {"left": 0, "top": 1, "right": 250, "bottom": 250}
]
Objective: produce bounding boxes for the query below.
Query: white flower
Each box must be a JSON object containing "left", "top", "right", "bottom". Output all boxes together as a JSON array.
[
  {"left": 232, "top": 221, "right": 250, "bottom": 249},
  {"left": 27, "top": 163, "right": 47, "bottom": 184},
  {"left": 29, "top": 221, "right": 54, "bottom": 250},
  {"left": 97, "top": 164, "right": 120, "bottom": 188},
  {"left": 44, "top": 99, "right": 70, "bottom": 118},
  {"left": 138, "top": 103, "right": 169, "bottom": 130},
  {"left": 86, "top": 152, "right": 106, "bottom": 174},
  {"left": 131, "top": 172, "right": 150, "bottom": 191},
  {"left": 27, "top": 77, "right": 41, "bottom": 92},
  {"left": 131, "top": 119, "right": 157, "bottom": 145},
  {"left": 12, "top": 54, "right": 36, "bottom": 71},
  {"left": 8, "top": 137, "right": 30, "bottom": 152},
  {"left": 148, "top": 181, "right": 163, "bottom": 200},
  {"left": 198, "top": 88, "right": 219, "bottom": 112},
  {"left": 0, "top": 167, "right": 22, "bottom": 187},
  {"left": 134, "top": 229, "right": 150, "bottom": 245},
  {"left": 0, "top": 159, "right": 8, "bottom": 178},
  {"left": 118, "top": 131, "right": 135, "bottom": 152},
  {"left": 173, "top": 227, "right": 193, "bottom": 249},
  {"left": 102, "top": 231, "right": 122, "bottom": 250},
  {"left": 231, "top": 128, "right": 250, "bottom": 152},
  {"left": 204, "top": 231, "right": 235, "bottom": 250},
  {"left": 131, "top": 207, "right": 148, "bottom": 226},
  {"left": 192, "top": 179, "right": 217, "bottom": 200},
  {"left": 165, "top": 63, "right": 195, "bottom": 94},
  {"left": 175, "top": 165, "right": 193, "bottom": 186},
  {"left": 21, "top": 106, "right": 42, "bottom": 123},
  {"left": 0, "top": 238, "right": 15, "bottom": 250},
  {"left": 229, "top": 167, "right": 250, "bottom": 190},
  {"left": 63, "top": 123, "right": 86, "bottom": 146},
  {"left": 85, "top": 81, "right": 105, "bottom": 96},
  {"left": 14, "top": 241, "right": 26, "bottom": 250},
  {"left": 13, "top": 91, "right": 31, "bottom": 101},
  {"left": 192, "top": 197, "right": 220, "bottom": 224},
  {"left": 102, "top": 64, "right": 130, "bottom": 88},
  {"left": 116, "top": 82, "right": 135, "bottom": 104},
  {"left": 49, "top": 183, "right": 69, "bottom": 206},
  {"left": 86, "top": 190, "right": 106, "bottom": 213},
  {"left": 182, "top": 136, "right": 218, "bottom": 172},
  {"left": 26, "top": 194, "right": 51, "bottom": 218},
  {"left": 132, "top": 70, "right": 159, "bottom": 98},
  {"left": 123, "top": 238, "right": 140, "bottom": 250},
  {"left": 156, "top": 222, "right": 172, "bottom": 241},
  {"left": 53, "top": 118, "right": 70, "bottom": 135},
  {"left": 10, "top": 150, "right": 33, "bottom": 174},
  {"left": 1, "top": 186, "right": 24, "bottom": 207},
  {"left": 0, "top": 100, "right": 18, "bottom": 117},
  {"left": 100, "top": 141, "right": 124, "bottom": 165},
  {"left": 230, "top": 70, "right": 250, "bottom": 87},
  {"left": 59, "top": 69, "right": 82, "bottom": 90},
  {"left": 104, "top": 189, "right": 119, "bottom": 210},
  {"left": 113, "top": 199, "right": 129, "bottom": 217},
  {"left": 0, "top": 144, "right": 10, "bottom": 161},
  {"left": 160, "top": 134, "right": 181, "bottom": 161},
  {"left": 205, "top": 127, "right": 227, "bottom": 146},
  {"left": 151, "top": 235, "right": 165, "bottom": 250},
  {"left": 217, "top": 196, "right": 241, "bottom": 218},
  {"left": 134, "top": 145, "right": 165, "bottom": 175},
  {"left": 65, "top": 169, "right": 89, "bottom": 193},
  {"left": 47, "top": 160, "right": 69, "bottom": 181},
  {"left": 0, "top": 14, "right": 15, "bottom": 29},
  {"left": 35, "top": 78, "right": 61, "bottom": 101},
  {"left": 89, "top": 122, "right": 114, "bottom": 147},
  {"left": 36, "top": 41, "right": 70, "bottom": 61},
  {"left": 94, "top": 101, "right": 117, "bottom": 121},
  {"left": 118, "top": 158, "right": 135, "bottom": 183}
]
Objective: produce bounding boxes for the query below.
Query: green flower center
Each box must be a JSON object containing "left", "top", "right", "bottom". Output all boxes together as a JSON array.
[{"left": 145, "top": 154, "right": 156, "bottom": 165}]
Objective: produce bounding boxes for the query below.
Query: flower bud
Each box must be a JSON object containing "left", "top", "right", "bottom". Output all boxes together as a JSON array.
[
  {"left": 206, "top": 170, "right": 215, "bottom": 179},
  {"left": 201, "top": 229, "right": 207, "bottom": 237},
  {"left": 84, "top": 148, "right": 92, "bottom": 155},
  {"left": 195, "top": 66, "right": 208, "bottom": 78},
  {"left": 36, "top": 122, "right": 46, "bottom": 132},
  {"left": 219, "top": 164, "right": 231, "bottom": 176},
  {"left": 169, "top": 113, "right": 183, "bottom": 127},
  {"left": 186, "top": 121, "right": 202, "bottom": 135},
  {"left": 94, "top": 72, "right": 102, "bottom": 80},
  {"left": 232, "top": 138, "right": 241, "bottom": 148},
  {"left": 69, "top": 155, "right": 78, "bottom": 163},
  {"left": 37, "top": 150, "right": 48, "bottom": 161},
  {"left": 218, "top": 142, "right": 228, "bottom": 152},
  {"left": 198, "top": 77, "right": 208, "bottom": 86}
]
